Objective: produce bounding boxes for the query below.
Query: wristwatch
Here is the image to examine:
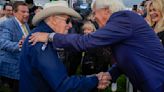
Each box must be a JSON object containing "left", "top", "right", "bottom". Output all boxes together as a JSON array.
[{"left": 48, "top": 32, "right": 56, "bottom": 42}]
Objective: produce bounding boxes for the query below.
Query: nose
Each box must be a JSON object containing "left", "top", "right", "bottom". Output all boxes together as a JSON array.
[
  {"left": 26, "top": 12, "right": 29, "bottom": 16},
  {"left": 68, "top": 22, "right": 72, "bottom": 28}
]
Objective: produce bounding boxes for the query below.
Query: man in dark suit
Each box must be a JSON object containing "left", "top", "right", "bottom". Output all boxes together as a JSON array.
[{"left": 29, "top": 0, "right": 164, "bottom": 92}]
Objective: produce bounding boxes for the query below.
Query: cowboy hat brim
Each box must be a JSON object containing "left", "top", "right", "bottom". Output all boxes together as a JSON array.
[{"left": 32, "top": 6, "right": 82, "bottom": 26}]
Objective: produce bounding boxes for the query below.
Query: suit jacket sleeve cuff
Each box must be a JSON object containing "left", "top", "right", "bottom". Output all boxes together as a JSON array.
[
  {"left": 85, "top": 75, "right": 99, "bottom": 90},
  {"left": 108, "top": 64, "right": 122, "bottom": 82}
]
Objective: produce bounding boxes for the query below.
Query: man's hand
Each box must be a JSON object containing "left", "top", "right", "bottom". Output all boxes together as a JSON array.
[
  {"left": 29, "top": 32, "right": 49, "bottom": 45},
  {"left": 18, "top": 36, "right": 25, "bottom": 49},
  {"left": 96, "top": 72, "right": 112, "bottom": 90}
]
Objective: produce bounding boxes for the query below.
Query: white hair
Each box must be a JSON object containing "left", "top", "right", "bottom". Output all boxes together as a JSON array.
[{"left": 91, "top": 0, "right": 126, "bottom": 13}]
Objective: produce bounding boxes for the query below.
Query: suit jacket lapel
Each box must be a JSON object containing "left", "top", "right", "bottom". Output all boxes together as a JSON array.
[{"left": 12, "top": 18, "right": 24, "bottom": 40}]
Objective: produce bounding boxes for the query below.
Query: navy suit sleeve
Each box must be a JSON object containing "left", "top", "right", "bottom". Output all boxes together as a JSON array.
[
  {"left": 52, "top": 13, "right": 132, "bottom": 51},
  {"left": 31, "top": 43, "right": 98, "bottom": 92},
  {"left": 108, "top": 64, "right": 122, "bottom": 82}
]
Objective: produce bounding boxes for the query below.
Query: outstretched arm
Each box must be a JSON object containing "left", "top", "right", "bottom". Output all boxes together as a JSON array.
[
  {"left": 29, "top": 43, "right": 111, "bottom": 92},
  {"left": 29, "top": 14, "right": 132, "bottom": 51}
]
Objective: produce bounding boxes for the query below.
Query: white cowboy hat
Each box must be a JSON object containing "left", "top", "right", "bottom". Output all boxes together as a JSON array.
[{"left": 32, "top": 1, "right": 82, "bottom": 25}]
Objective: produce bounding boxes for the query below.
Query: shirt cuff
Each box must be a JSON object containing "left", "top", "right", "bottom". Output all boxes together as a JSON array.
[{"left": 48, "top": 32, "right": 56, "bottom": 42}]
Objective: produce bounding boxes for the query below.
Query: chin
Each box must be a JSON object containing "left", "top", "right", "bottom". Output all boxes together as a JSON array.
[
  {"left": 64, "top": 30, "right": 68, "bottom": 34},
  {"left": 23, "top": 20, "right": 28, "bottom": 23},
  {"left": 97, "top": 23, "right": 102, "bottom": 28},
  {"left": 152, "top": 19, "right": 160, "bottom": 23}
]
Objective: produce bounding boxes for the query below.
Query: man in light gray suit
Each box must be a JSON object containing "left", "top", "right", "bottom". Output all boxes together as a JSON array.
[{"left": 0, "top": 1, "right": 30, "bottom": 92}]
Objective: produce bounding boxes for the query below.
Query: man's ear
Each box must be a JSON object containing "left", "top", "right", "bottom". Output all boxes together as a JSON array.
[{"left": 50, "top": 16, "right": 57, "bottom": 25}]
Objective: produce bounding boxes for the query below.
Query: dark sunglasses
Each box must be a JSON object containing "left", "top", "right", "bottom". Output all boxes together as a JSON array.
[
  {"left": 55, "top": 16, "right": 72, "bottom": 24},
  {"left": 65, "top": 18, "right": 72, "bottom": 24}
]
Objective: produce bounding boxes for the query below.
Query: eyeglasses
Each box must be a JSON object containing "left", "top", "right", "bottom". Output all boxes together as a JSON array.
[
  {"left": 55, "top": 16, "right": 72, "bottom": 24},
  {"left": 65, "top": 18, "right": 72, "bottom": 24}
]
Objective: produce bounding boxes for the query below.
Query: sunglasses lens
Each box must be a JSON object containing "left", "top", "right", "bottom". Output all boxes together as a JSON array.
[{"left": 66, "top": 18, "right": 71, "bottom": 24}]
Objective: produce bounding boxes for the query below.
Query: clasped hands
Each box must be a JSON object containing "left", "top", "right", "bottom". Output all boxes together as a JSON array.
[{"left": 96, "top": 72, "right": 112, "bottom": 90}]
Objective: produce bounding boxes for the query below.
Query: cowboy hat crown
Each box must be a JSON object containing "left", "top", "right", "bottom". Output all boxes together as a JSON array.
[{"left": 32, "top": 1, "right": 82, "bottom": 25}]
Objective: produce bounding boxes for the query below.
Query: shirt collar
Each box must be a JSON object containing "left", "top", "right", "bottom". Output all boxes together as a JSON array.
[
  {"left": 14, "top": 17, "right": 23, "bottom": 26},
  {"left": 38, "top": 21, "right": 54, "bottom": 33}
]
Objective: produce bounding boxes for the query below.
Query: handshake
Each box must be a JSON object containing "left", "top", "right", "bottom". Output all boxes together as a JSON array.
[{"left": 96, "top": 72, "right": 112, "bottom": 89}]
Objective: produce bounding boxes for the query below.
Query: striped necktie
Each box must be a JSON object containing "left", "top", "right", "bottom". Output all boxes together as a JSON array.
[{"left": 22, "top": 24, "right": 29, "bottom": 37}]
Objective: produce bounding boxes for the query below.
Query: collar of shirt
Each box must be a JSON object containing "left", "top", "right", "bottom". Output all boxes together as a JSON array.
[
  {"left": 15, "top": 17, "right": 23, "bottom": 27},
  {"left": 14, "top": 17, "right": 28, "bottom": 37},
  {"left": 38, "top": 21, "right": 54, "bottom": 33}
]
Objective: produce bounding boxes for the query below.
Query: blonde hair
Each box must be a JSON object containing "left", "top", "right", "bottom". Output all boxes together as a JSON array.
[
  {"left": 86, "top": 13, "right": 95, "bottom": 21},
  {"left": 145, "top": 1, "right": 154, "bottom": 27},
  {"left": 91, "top": 0, "right": 126, "bottom": 13},
  {"left": 152, "top": 0, "right": 164, "bottom": 33},
  {"left": 82, "top": 21, "right": 96, "bottom": 32}
]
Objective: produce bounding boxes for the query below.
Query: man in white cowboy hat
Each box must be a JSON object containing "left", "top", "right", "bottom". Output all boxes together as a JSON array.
[{"left": 19, "top": 1, "right": 111, "bottom": 92}]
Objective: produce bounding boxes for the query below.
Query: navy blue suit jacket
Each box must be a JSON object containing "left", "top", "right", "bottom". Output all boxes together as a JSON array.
[
  {"left": 52, "top": 11, "right": 164, "bottom": 92},
  {"left": 19, "top": 22, "right": 98, "bottom": 92}
]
